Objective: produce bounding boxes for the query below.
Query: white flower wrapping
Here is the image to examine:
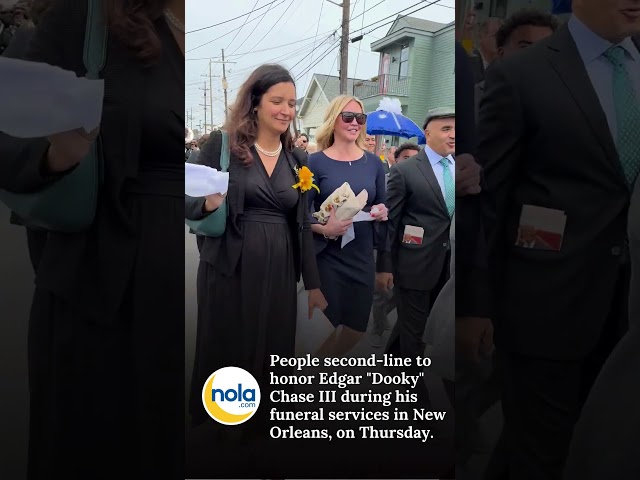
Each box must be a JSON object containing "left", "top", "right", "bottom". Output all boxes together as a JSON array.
[{"left": 313, "top": 182, "right": 369, "bottom": 241}]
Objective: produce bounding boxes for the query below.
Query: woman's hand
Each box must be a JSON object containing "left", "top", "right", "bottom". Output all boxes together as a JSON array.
[
  {"left": 203, "top": 193, "right": 226, "bottom": 213},
  {"left": 370, "top": 203, "right": 388, "bottom": 222},
  {"left": 323, "top": 205, "right": 353, "bottom": 237},
  {"left": 308, "top": 288, "right": 328, "bottom": 319},
  {"left": 46, "top": 127, "right": 99, "bottom": 173}
]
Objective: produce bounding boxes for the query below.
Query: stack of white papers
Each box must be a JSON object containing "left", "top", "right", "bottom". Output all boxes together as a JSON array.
[
  {"left": 185, "top": 162, "right": 229, "bottom": 197},
  {"left": 0, "top": 57, "right": 104, "bottom": 137}
]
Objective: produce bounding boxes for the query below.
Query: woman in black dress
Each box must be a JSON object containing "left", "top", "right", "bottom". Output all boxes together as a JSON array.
[
  {"left": 0, "top": 1, "right": 185, "bottom": 478},
  {"left": 186, "top": 64, "right": 327, "bottom": 429}
]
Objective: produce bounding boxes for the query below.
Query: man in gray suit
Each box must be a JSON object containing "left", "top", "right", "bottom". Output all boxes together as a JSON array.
[
  {"left": 377, "top": 107, "right": 455, "bottom": 404},
  {"left": 478, "top": 0, "right": 639, "bottom": 477}
]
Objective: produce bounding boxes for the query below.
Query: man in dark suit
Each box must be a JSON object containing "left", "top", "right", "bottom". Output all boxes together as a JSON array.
[
  {"left": 377, "top": 108, "right": 455, "bottom": 401},
  {"left": 478, "top": 0, "right": 639, "bottom": 477}
]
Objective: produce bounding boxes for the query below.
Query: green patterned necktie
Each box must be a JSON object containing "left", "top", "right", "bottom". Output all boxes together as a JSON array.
[
  {"left": 603, "top": 45, "right": 640, "bottom": 187},
  {"left": 440, "top": 157, "right": 455, "bottom": 217}
]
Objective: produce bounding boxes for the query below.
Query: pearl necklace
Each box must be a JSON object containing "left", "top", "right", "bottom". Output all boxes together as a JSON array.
[
  {"left": 254, "top": 142, "right": 282, "bottom": 157},
  {"left": 164, "top": 8, "right": 184, "bottom": 33}
]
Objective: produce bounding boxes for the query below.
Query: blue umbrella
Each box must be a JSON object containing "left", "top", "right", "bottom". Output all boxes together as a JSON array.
[{"left": 366, "top": 110, "right": 426, "bottom": 144}]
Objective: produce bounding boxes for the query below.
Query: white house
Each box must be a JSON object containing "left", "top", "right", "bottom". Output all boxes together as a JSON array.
[{"left": 296, "top": 74, "right": 374, "bottom": 142}]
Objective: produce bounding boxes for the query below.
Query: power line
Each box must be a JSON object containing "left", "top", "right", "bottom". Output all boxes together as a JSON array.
[
  {"left": 231, "top": 0, "right": 297, "bottom": 59},
  {"left": 349, "top": 0, "right": 388, "bottom": 22},
  {"left": 351, "top": 0, "right": 446, "bottom": 37},
  {"left": 224, "top": 0, "right": 261, "bottom": 52},
  {"left": 295, "top": 40, "right": 340, "bottom": 80},
  {"left": 186, "top": 0, "right": 279, "bottom": 33},
  {"left": 227, "top": 0, "right": 283, "bottom": 56},
  {"left": 186, "top": 0, "right": 288, "bottom": 53},
  {"left": 298, "top": 48, "right": 339, "bottom": 123},
  {"left": 308, "top": 0, "right": 326, "bottom": 68},
  {"left": 186, "top": 28, "right": 338, "bottom": 61},
  {"left": 226, "top": 35, "right": 334, "bottom": 80},
  {"left": 289, "top": 39, "right": 340, "bottom": 77},
  {"left": 353, "top": 0, "right": 366, "bottom": 78}
]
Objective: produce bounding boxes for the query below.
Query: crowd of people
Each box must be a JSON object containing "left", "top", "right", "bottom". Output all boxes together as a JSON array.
[
  {"left": 184, "top": 60, "right": 459, "bottom": 447},
  {"left": 457, "top": 0, "right": 639, "bottom": 478}
]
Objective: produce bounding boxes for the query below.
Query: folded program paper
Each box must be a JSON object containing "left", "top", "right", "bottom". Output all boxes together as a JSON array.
[
  {"left": 0, "top": 57, "right": 104, "bottom": 137},
  {"left": 342, "top": 206, "right": 378, "bottom": 248},
  {"left": 185, "top": 162, "right": 229, "bottom": 196}
]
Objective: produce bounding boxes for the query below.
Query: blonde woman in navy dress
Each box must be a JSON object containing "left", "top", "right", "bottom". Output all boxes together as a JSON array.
[{"left": 307, "top": 95, "right": 389, "bottom": 356}]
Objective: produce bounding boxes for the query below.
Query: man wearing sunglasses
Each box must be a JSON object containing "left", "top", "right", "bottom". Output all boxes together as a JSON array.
[
  {"left": 295, "top": 132, "right": 309, "bottom": 152},
  {"left": 377, "top": 107, "right": 455, "bottom": 407}
]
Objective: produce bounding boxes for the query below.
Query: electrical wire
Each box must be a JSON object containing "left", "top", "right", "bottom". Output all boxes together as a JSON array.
[
  {"left": 223, "top": 0, "right": 260, "bottom": 52},
  {"left": 187, "top": 0, "right": 279, "bottom": 33},
  {"left": 186, "top": 0, "right": 288, "bottom": 53}
]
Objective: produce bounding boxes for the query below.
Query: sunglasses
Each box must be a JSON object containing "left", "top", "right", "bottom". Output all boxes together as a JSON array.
[{"left": 339, "top": 112, "right": 367, "bottom": 125}]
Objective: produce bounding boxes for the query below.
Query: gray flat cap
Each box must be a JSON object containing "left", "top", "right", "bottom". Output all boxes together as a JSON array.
[{"left": 423, "top": 107, "right": 455, "bottom": 129}]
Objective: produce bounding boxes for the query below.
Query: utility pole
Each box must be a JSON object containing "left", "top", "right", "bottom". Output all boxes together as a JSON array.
[
  {"left": 202, "top": 61, "right": 221, "bottom": 129},
  {"left": 222, "top": 49, "right": 229, "bottom": 122},
  {"left": 209, "top": 61, "right": 214, "bottom": 129},
  {"left": 340, "top": 0, "right": 350, "bottom": 94},
  {"left": 328, "top": 0, "right": 350, "bottom": 94},
  {"left": 199, "top": 82, "right": 208, "bottom": 133},
  {"left": 190, "top": 107, "right": 193, "bottom": 130},
  {"left": 200, "top": 54, "right": 235, "bottom": 127}
]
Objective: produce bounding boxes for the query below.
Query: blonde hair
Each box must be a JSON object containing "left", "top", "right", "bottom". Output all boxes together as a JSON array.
[
  {"left": 306, "top": 142, "right": 318, "bottom": 153},
  {"left": 315, "top": 95, "right": 367, "bottom": 152}
]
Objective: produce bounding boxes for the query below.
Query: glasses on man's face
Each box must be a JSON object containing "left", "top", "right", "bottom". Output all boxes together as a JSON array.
[{"left": 339, "top": 112, "right": 367, "bottom": 125}]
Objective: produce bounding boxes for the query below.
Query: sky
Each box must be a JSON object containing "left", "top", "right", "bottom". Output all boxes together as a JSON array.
[{"left": 185, "top": 0, "right": 455, "bottom": 132}]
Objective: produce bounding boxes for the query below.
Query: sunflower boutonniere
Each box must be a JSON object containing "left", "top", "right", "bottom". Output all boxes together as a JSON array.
[{"left": 292, "top": 165, "right": 320, "bottom": 193}]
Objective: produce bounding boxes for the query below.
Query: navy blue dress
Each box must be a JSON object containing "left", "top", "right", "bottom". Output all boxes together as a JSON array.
[{"left": 308, "top": 151, "right": 387, "bottom": 332}]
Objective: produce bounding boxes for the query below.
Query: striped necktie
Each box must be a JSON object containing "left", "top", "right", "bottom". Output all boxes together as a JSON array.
[
  {"left": 440, "top": 157, "right": 455, "bottom": 217},
  {"left": 603, "top": 45, "right": 640, "bottom": 187}
]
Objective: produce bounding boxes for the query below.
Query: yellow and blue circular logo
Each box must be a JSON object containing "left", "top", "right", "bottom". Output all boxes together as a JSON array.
[{"left": 202, "top": 367, "right": 261, "bottom": 425}]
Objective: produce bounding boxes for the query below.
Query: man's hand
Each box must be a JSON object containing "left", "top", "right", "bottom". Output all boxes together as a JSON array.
[
  {"left": 375, "top": 272, "right": 393, "bottom": 293},
  {"left": 455, "top": 153, "right": 482, "bottom": 196},
  {"left": 456, "top": 316, "right": 494, "bottom": 363}
]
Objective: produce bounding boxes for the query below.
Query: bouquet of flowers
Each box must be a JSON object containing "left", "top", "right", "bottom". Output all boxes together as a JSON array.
[{"left": 313, "top": 182, "right": 368, "bottom": 239}]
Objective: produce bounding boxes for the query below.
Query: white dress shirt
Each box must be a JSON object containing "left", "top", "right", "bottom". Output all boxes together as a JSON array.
[
  {"left": 568, "top": 15, "right": 640, "bottom": 141},
  {"left": 422, "top": 144, "right": 455, "bottom": 199}
]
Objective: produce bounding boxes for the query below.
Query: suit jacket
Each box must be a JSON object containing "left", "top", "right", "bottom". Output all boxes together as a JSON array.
[
  {"left": 477, "top": 24, "right": 637, "bottom": 359},
  {"left": 474, "top": 80, "right": 485, "bottom": 125},
  {"left": 185, "top": 131, "right": 321, "bottom": 290},
  {"left": 0, "top": 0, "right": 182, "bottom": 322},
  {"left": 455, "top": 40, "right": 491, "bottom": 318},
  {"left": 377, "top": 149, "right": 451, "bottom": 291}
]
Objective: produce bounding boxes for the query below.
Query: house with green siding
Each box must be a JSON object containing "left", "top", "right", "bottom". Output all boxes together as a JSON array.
[{"left": 355, "top": 16, "right": 455, "bottom": 146}]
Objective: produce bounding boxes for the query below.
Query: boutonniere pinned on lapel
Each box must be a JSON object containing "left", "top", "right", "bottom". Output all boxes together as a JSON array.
[{"left": 292, "top": 165, "right": 320, "bottom": 193}]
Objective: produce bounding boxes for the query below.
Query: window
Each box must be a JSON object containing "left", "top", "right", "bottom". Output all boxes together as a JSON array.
[{"left": 399, "top": 45, "right": 409, "bottom": 79}]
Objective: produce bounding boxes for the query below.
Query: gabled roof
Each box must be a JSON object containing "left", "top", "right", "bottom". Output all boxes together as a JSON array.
[
  {"left": 299, "top": 74, "right": 371, "bottom": 117},
  {"left": 387, "top": 15, "right": 449, "bottom": 35}
]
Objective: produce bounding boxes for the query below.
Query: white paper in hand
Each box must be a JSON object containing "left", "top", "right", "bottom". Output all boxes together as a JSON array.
[
  {"left": 341, "top": 207, "right": 378, "bottom": 248},
  {"left": 185, "top": 162, "right": 229, "bottom": 196},
  {"left": 0, "top": 57, "right": 104, "bottom": 137}
]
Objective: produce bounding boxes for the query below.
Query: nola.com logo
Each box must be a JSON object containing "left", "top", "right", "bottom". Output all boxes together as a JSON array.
[{"left": 202, "top": 366, "right": 261, "bottom": 425}]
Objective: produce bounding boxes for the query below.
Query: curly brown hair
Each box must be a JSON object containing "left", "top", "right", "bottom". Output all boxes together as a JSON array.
[
  {"left": 106, "top": 0, "right": 169, "bottom": 64},
  {"left": 225, "top": 64, "right": 295, "bottom": 166}
]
